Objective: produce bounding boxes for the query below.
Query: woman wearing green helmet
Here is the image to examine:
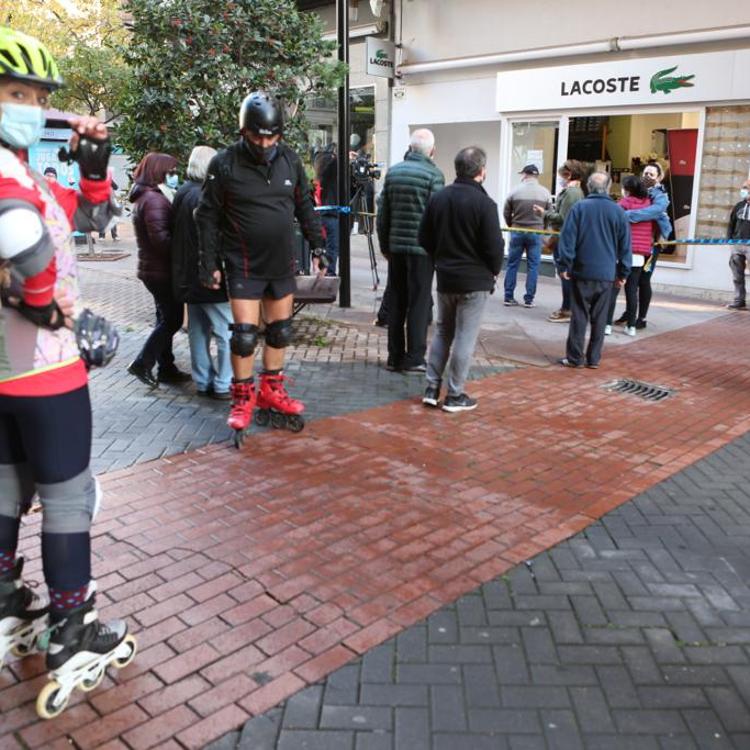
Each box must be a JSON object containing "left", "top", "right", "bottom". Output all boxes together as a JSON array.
[{"left": 0, "top": 27, "right": 135, "bottom": 719}]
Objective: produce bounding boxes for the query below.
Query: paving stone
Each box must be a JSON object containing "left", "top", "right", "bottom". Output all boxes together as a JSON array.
[
  {"left": 429, "top": 685, "right": 467, "bottom": 732},
  {"left": 237, "top": 709, "right": 282, "bottom": 750},
  {"left": 320, "top": 706, "right": 392, "bottom": 731},
  {"left": 394, "top": 707, "right": 428, "bottom": 750},
  {"left": 282, "top": 686, "right": 323, "bottom": 729},
  {"left": 277, "top": 730, "right": 354, "bottom": 750}
]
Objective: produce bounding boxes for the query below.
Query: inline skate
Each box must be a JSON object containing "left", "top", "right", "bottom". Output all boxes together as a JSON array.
[
  {"left": 228, "top": 377, "right": 256, "bottom": 448},
  {"left": 255, "top": 371, "right": 305, "bottom": 432},
  {"left": 36, "top": 587, "right": 136, "bottom": 719},
  {"left": 0, "top": 558, "right": 49, "bottom": 669}
]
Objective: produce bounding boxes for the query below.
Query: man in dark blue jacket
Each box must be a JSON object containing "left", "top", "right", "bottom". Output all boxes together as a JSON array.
[
  {"left": 557, "top": 172, "right": 631, "bottom": 369},
  {"left": 418, "top": 147, "right": 503, "bottom": 412}
]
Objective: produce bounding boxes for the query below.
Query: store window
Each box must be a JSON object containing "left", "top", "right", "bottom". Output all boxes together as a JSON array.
[
  {"left": 567, "top": 112, "right": 701, "bottom": 264},
  {"left": 510, "top": 121, "right": 559, "bottom": 194},
  {"left": 305, "top": 86, "right": 375, "bottom": 158}
]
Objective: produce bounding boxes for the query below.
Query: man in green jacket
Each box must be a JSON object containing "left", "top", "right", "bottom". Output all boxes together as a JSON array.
[{"left": 376, "top": 129, "right": 445, "bottom": 372}]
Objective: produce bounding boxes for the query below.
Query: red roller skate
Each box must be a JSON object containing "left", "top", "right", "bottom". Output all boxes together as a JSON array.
[
  {"left": 227, "top": 378, "right": 256, "bottom": 448},
  {"left": 255, "top": 371, "right": 305, "bottom": 433}
]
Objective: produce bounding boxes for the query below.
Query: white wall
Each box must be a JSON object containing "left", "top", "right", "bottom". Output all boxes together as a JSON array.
[
  {"left": 411, "top": 122, "right": 502, "bottom": 203},
  {"left": 398, "top": 0, "right": 750, "bottom": 64}
]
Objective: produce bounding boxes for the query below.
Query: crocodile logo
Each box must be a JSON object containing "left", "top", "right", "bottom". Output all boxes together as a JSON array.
[
  {"left": 375, "top": 50, "right": 387, "bottom": 60},
  {"left": 650, "top": 66, "right": 695, "bottom": 95}
]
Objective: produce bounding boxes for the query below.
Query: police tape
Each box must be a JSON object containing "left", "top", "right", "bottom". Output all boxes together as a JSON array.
[
  {"left": 314, "top": 205, "right": 377, "bottom": 217},
  {"left": 309, "top": 215, "right": 746, "bottom": 246},
  {"left": 502, "top": 226, "right": 749, "bottom": 246}
]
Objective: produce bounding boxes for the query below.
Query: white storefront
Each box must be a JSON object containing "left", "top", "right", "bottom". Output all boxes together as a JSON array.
[{"left": 389, "top": 0, "right": 750, "bottom": 296}]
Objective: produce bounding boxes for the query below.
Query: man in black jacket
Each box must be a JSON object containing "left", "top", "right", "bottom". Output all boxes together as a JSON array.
[
  {"left": 418, "top": 147, "right": 504, "bottom": 413},
  {"left": 727, "top": 178, "right": 750, "bottom": 310},
  {"left": 171, "top": 145, "right": 232, "bottom": 400},
  {"left": 313, "top": 143, "right": 339, "bottom": 276},
  {"left": 195, "top": 91, "right": 326, "bottom": 439}
]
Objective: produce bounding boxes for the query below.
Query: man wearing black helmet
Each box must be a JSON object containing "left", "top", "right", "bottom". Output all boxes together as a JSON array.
[{"left": 196, "top": 91, "right": 325, "bottom": 444}]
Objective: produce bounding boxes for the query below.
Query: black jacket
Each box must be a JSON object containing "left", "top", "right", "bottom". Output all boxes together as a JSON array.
[
  {"left": 195, "top": 140, "right": 324, "bottom": 280},
  {"left": 314, "top": 148, "right": 338, "bottom": 212},
  {"left": 171, "top": 180, "right": 227, "bottom": 304},
  {"left": 418, "top": 177, "right": 504, "bottom": 294},
  {"left": 727, "top": 200, "right": 750, "bottom": 241}
]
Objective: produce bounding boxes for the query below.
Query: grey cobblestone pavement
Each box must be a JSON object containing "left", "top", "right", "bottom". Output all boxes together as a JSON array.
[
  {"left": 78, "top": 265, "right": 512, "bottom": 474},
  {"left": 211, "top": 431, "right": 750, "bottom": 750}
]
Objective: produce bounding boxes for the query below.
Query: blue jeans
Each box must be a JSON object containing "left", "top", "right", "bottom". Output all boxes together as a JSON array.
[
  {"left": 322, "top": 215, "right": 339, "bottom": 276},
  {"left": 187, "top": 303, "right": 233, "bottom": 393},
  {"left": 503, "top": 232, "right": 542, "bottom": 304}
]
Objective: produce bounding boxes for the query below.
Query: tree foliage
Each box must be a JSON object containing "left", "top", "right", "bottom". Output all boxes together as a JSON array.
[
  {"left": 1, "top": 0, "right": 129, "bottom": 120},
  {"left": 117, "top": 0, "right": 346, "bottom": 164}
]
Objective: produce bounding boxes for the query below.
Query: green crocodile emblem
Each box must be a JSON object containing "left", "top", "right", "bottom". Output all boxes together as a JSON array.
[
  {"left": 650, "top": 66, "right": 695, "bottom": 94},
  {"left": 375, "top": 49, "right": 387, "bottom": 60}
]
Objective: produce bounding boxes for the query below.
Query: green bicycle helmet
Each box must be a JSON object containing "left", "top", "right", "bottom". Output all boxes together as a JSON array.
[{"left": 0, "top": 27, "right": 63, "bottom": 90}]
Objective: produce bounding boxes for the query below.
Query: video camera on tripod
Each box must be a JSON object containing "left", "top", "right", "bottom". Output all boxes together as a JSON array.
[
  {"left": 348, "top": 154, "right": 382, "bottom": 291},
  {"left": 350, "top": 153, "right": 382, "bottom": 186}
]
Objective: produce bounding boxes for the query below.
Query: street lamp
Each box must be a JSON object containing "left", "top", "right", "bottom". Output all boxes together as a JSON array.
[{"left": 337, "top": 0, "right": 351, "bottom": 307}]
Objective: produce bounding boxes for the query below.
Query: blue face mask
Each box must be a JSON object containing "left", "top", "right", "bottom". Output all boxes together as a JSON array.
[
  {"left": 0, "top": 103, "right": 45, "bottom": 149},
  {"left": 165, "top": 173, "right": 179, "bottom": 189},
  {"left": 741, "top": 188, "right": 749, "bottom": 201}
]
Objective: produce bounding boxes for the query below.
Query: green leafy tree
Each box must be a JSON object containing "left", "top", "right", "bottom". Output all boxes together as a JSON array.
[
  {"left": 2, "top": 0, "right": 130, "bottom": 120},
  {"left": 118, "top": 0, "right": 346, "bottom": 164}
]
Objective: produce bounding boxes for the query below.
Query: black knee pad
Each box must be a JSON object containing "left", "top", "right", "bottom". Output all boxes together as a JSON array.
[
  {"left": 230, "top": 323, "right": 259, "bottom": 357},
  {"left": 265, "top": 318, "right": 294, "bottom": 348}
]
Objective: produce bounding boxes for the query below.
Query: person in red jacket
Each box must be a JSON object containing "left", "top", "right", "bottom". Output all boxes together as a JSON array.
[
  {"left": 127, "top": 152, "right": 190, "bottom": 389},
  {"left": 0, "top": 27, "right": 135, "bottom": 718},
  {"left": 606, "top": 175, "right": 655, "bottom": 336}
]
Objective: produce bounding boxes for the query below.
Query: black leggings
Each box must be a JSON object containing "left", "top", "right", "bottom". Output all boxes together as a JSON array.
[
  {"left": 0, "top": 386, "right": 93, "bottom": 590},
  {"left": 135, "top": 279, "right": 183, "bottom": 373},
  {"left": 607, "top": 266, "right": 653, "bottom": 326}
]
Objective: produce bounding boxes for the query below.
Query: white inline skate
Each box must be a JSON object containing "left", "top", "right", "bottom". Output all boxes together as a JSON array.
[
  {"left": 36, "top": 585, "right": 136, "bottom": 719},
  {"left": 0, "top": 557, "right": 49, "bottom": 669}
]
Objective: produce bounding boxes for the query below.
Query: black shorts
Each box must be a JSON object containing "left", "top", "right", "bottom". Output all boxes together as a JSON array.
[{"left": 227, "top": 275, "right": 296, "bottom": 301}]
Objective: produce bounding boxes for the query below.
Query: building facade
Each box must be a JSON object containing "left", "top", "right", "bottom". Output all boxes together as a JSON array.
[{"left": 390, "top": 0, "right": 750, "bottom": 297}]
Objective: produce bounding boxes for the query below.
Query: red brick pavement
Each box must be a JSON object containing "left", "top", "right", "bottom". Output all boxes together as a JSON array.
[{"left": 3, "top": 314, "right": 750, "bottom": 749}]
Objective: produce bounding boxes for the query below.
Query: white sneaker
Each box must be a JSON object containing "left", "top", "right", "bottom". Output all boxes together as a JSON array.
[
  {"left": 625, "top": 326, "right": 636, "bottom": 337},
  {"left": 604, "top": 325, "right": 612, "bottom": 336}
]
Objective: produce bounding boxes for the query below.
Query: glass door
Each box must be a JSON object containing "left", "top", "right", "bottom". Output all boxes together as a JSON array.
[{"left": 510, "top": 120, "right": 560, "bottom": 195}]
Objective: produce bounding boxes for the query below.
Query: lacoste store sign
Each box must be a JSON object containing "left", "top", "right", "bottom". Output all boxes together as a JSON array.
[
  {"left": 366, "top": 37, "right": 395, "bottom": 78},
  {"left": 497, "top": 50, "right": 750, "bottom": 112}
]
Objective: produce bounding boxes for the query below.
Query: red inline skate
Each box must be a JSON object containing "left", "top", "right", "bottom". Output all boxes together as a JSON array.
[
  {"left": 227, "top": 378, "right": 256, "bottom": 448},
  {"left": 255, "top": 371, "right": 305, "bottom": 433}
]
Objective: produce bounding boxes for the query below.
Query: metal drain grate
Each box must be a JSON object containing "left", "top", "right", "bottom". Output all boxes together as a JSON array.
[{"left": 602, "top": 379, "right": 674, "bottom": 402}]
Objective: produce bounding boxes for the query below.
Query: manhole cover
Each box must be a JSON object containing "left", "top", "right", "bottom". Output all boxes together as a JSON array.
[{"left": 602, "top": 379, "right": 674, "bottom": 402}]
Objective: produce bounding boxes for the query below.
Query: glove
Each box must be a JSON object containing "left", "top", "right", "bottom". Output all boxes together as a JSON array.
[
  {"left": 7, "top": 299, "right": 66, "bottom": 329},
  {"left": 311, "top": 247, "right": 329, "bottom": 270},
  {"left": 199, "top": 257, "right": 220, "bottom": 288},
  {"left": 58, "top": 136, "right": 112, "bottom": 181}
]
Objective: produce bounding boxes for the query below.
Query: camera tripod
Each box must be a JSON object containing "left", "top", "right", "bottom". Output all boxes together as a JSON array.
[{"left": 350, "top": 182, "right": 380, "bottom": 291}]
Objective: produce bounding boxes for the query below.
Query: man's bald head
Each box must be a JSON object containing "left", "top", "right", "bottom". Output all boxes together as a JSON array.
[
  {"left": 587, "top": 171, "right": 612, "bottom": 195},
  {"left": 410, "top": 129, "right": 435, "bottom": 157}
]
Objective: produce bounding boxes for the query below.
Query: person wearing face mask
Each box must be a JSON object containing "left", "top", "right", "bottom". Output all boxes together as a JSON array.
[
  {"left": 534, "top": 160, "right": 586, "bottom": 322},
  {"left": 195, "top": 91, "right": 326, "bottom": 443},
  {"left": 605, "top": 175, "right": 655, "bottom": 336},
  {"left": 127, "top": 152, "right": 190, "bottom": 389},
  {"left": 418, "top": 146, "right": 503, "bottom": 412},
  {"left": 0, "top": 27, "right": 135, "bottom": 715},
  {"left": 726, "top": 179, "right": 750, "bottom": 310},
  {"left": 614, "top": 162, "right": 672, "bottom": 329}
]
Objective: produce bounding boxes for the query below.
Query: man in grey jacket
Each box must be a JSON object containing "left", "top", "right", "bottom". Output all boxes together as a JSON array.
[{"left": 502, "top": 164, "right": 552, "bottom": 308}]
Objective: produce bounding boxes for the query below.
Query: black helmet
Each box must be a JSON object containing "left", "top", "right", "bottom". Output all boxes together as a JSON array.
[
  {"left": 239, "top": 91, "right": 283, "bottom": 136},
  {"left": 74, "top": 308, "right": 120, "bottom": 369}
]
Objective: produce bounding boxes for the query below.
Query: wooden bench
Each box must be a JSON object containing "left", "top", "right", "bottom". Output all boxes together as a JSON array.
[{"left": 292, "top": 275, "right": 340, "bottom": 316}]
